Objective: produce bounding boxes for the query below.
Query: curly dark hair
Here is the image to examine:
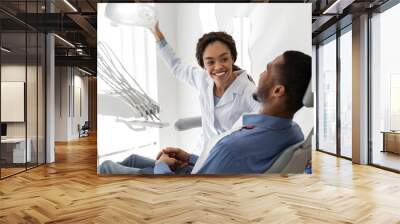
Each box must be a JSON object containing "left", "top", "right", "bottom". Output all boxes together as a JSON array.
[{"left": 196, "top": 32, "right": 241, "bottom": 71}]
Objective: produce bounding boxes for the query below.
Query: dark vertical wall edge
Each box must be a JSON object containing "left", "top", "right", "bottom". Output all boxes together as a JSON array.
[
  {"left": 336, "top": 28, "right": 341, "bottom": 157},
  {"left": 315, "top": 45, "right": 320, "bottom": 150},
  {"left": 0, "top": 26, "right": 2, "bottom": 179},
  {"left": 25, "top": 0, "right": 28, "bottom": 171}
]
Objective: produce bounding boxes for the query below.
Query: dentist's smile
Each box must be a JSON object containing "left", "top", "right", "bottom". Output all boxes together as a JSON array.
[{"left": 214, "top": 71, "right": 227, "bottom": 77}]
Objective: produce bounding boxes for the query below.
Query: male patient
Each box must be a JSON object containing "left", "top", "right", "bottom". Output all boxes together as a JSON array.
[{"left": 99, "top": 50, "right": 311, "bottom": 174}]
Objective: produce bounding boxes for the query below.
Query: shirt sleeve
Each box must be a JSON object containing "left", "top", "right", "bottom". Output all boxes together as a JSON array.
[
  {"left": 156, "top": 38, "right": 167, "bottom": 49},
  {"left": 154, "top": 161, "right": 174, "bottom": 174},
  {"left": 189, "top": 154, "right": 199, "bottom": 166},
  {"left": 156, "top": 38, "right": 204, "bottom": 90}
]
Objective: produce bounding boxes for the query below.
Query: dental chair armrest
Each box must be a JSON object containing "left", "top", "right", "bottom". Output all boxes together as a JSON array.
[{"left": 174, "top": 116, "right": 202, "bottom": 131}]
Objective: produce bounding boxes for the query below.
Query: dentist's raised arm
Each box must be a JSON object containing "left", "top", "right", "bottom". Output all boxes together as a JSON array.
[{"left": 148, "top": 22, "right": 204, "bottom": 90}]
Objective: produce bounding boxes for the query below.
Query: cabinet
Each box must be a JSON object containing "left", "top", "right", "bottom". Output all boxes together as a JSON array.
[{"left": 382, "top": 131, "right": 400, "bottom": 154}]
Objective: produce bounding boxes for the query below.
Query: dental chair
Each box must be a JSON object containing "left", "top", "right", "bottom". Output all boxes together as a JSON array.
[
  {"left": 264, "top": 81, "right": 313, "bottom": 174},
  {"left": 174, "top": 81, "right": 313, "bottom": 174}
]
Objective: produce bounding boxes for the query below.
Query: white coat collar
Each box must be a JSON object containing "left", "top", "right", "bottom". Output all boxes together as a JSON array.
[{"left": 207, "top": 70, "right": 250, "bottom": 108}]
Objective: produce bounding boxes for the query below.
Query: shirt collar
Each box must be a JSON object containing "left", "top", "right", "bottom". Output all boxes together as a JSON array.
[{"left": 242, "top": 114, "right": 294, "bottom": 130}]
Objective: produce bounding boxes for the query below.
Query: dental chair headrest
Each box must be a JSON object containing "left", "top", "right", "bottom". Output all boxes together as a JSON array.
[{"left": 302, "top": 81, "right": 313, "bottom": 108}]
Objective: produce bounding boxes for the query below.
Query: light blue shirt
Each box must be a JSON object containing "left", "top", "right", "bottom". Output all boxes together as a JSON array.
[
  {"left": 214, "top": 95, "right": 221, "bottom": 106},
  {"left": 154, "top": 114, "right": 304, "bottom": 174}
]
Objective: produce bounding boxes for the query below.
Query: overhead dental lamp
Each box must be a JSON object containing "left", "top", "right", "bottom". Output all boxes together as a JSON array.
[{"left": 105, "top": 3, "right": 158, "bottom": 28}]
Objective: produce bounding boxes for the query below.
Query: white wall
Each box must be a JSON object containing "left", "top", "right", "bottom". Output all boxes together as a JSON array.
[
  {"left": 1, "top": 64, "right": 46, "bottom": 163},
  {"left": 155, "top": 4, "right": 181, "bottom": 150},
  {"left": 175, "top": 4, "right": 203, "bottom": 153},
  {"left": 246, "top": 4, "right": 313, "bottom": 136},
  {"left": 1, "top": 66, "right": 26, "bottom": 126},
  {"left": 72, "top": 74, "right": 89, "bottom": 137},
  {"left": 1, "top": 65, "right": 25, "bottom": 83},
  {"left": 54, "top": 67, "right": 89, "bottom": 141},
  {"left": 1, "top": 65, "right": 26, "bottom": 142},
  {"left": 1, "top": 65, "right": 32, "bottom": 138},
  {"left": 55, "top": 67, "right": 68, "bottom": 141}
]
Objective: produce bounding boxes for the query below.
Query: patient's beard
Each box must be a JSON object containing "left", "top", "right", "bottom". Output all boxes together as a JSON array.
[{"left": 253, "top": 84, "right": 272, "bottom": 104}]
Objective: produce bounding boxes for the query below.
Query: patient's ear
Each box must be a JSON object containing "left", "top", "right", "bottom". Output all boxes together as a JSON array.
[{"left": 273, "top": 85, "right": 285, "bottom": 97}]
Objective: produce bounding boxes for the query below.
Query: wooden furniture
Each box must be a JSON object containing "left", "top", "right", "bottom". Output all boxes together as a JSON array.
[{"left": 381, "top": 131, "right": 400, "bottom": 154}]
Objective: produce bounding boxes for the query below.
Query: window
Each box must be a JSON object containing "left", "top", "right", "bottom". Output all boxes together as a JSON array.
[
  {"left": 317, "top": 36, "right": 337, "bottom": 155},
  {"left": 339, "top": 28, "right": 352, "bottom": 158},
  {"left": 370, "top": 2, "right": 400, "bottom": 171},
  {"left": 390, "top": 74, "right": 400, "bottom": 130},
  {"left": 316, "top": 25, "right": 353, "bottom": 159}
]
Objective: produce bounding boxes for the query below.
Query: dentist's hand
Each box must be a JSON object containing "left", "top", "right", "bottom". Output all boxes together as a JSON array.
[{"left": 150, "top": 22, "right": 165, "bottom": 42}]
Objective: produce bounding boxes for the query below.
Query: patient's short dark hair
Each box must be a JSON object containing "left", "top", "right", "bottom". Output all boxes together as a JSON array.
[
  {"left": 278, "top": 51, "right": 311, "bottom": 113},
  {"left": 196, "top": 32, "right": 241, "bottom": 71}
]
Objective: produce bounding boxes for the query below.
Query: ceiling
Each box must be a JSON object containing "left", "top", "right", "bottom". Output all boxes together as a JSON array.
[{"left": 0, "top": 0, "right": 392, "bottom": 75}]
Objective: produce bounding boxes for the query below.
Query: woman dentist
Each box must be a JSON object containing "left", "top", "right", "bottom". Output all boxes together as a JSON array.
[
  {"left": 151, "top": 23, "right": 260, "bottom": 150},
  {"left": 99, "top": 7, "right": 260, "bottom": 175},
  {"left": 100, "top": 23, "right": 261, "bottom": 175}
]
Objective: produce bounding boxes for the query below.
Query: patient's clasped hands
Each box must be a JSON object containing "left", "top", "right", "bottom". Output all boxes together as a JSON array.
[{"left": 156, "top": 147, "right": 190, "bottom": 170}]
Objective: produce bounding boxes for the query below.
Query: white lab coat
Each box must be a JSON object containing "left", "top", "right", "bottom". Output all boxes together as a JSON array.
[{"left": 157, "top": 41, "right": 260, "bottom": 153}]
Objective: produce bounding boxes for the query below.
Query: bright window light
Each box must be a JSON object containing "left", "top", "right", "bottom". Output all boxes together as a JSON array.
[
  {"left": 199, "top": 3, "right": 218, "bottom": 33},
  {"left": 232, "top": 17, "right": 252, "bottom": 74},
  {"left": 390, "top": 74, "right": 400, "bottom": 129}
]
